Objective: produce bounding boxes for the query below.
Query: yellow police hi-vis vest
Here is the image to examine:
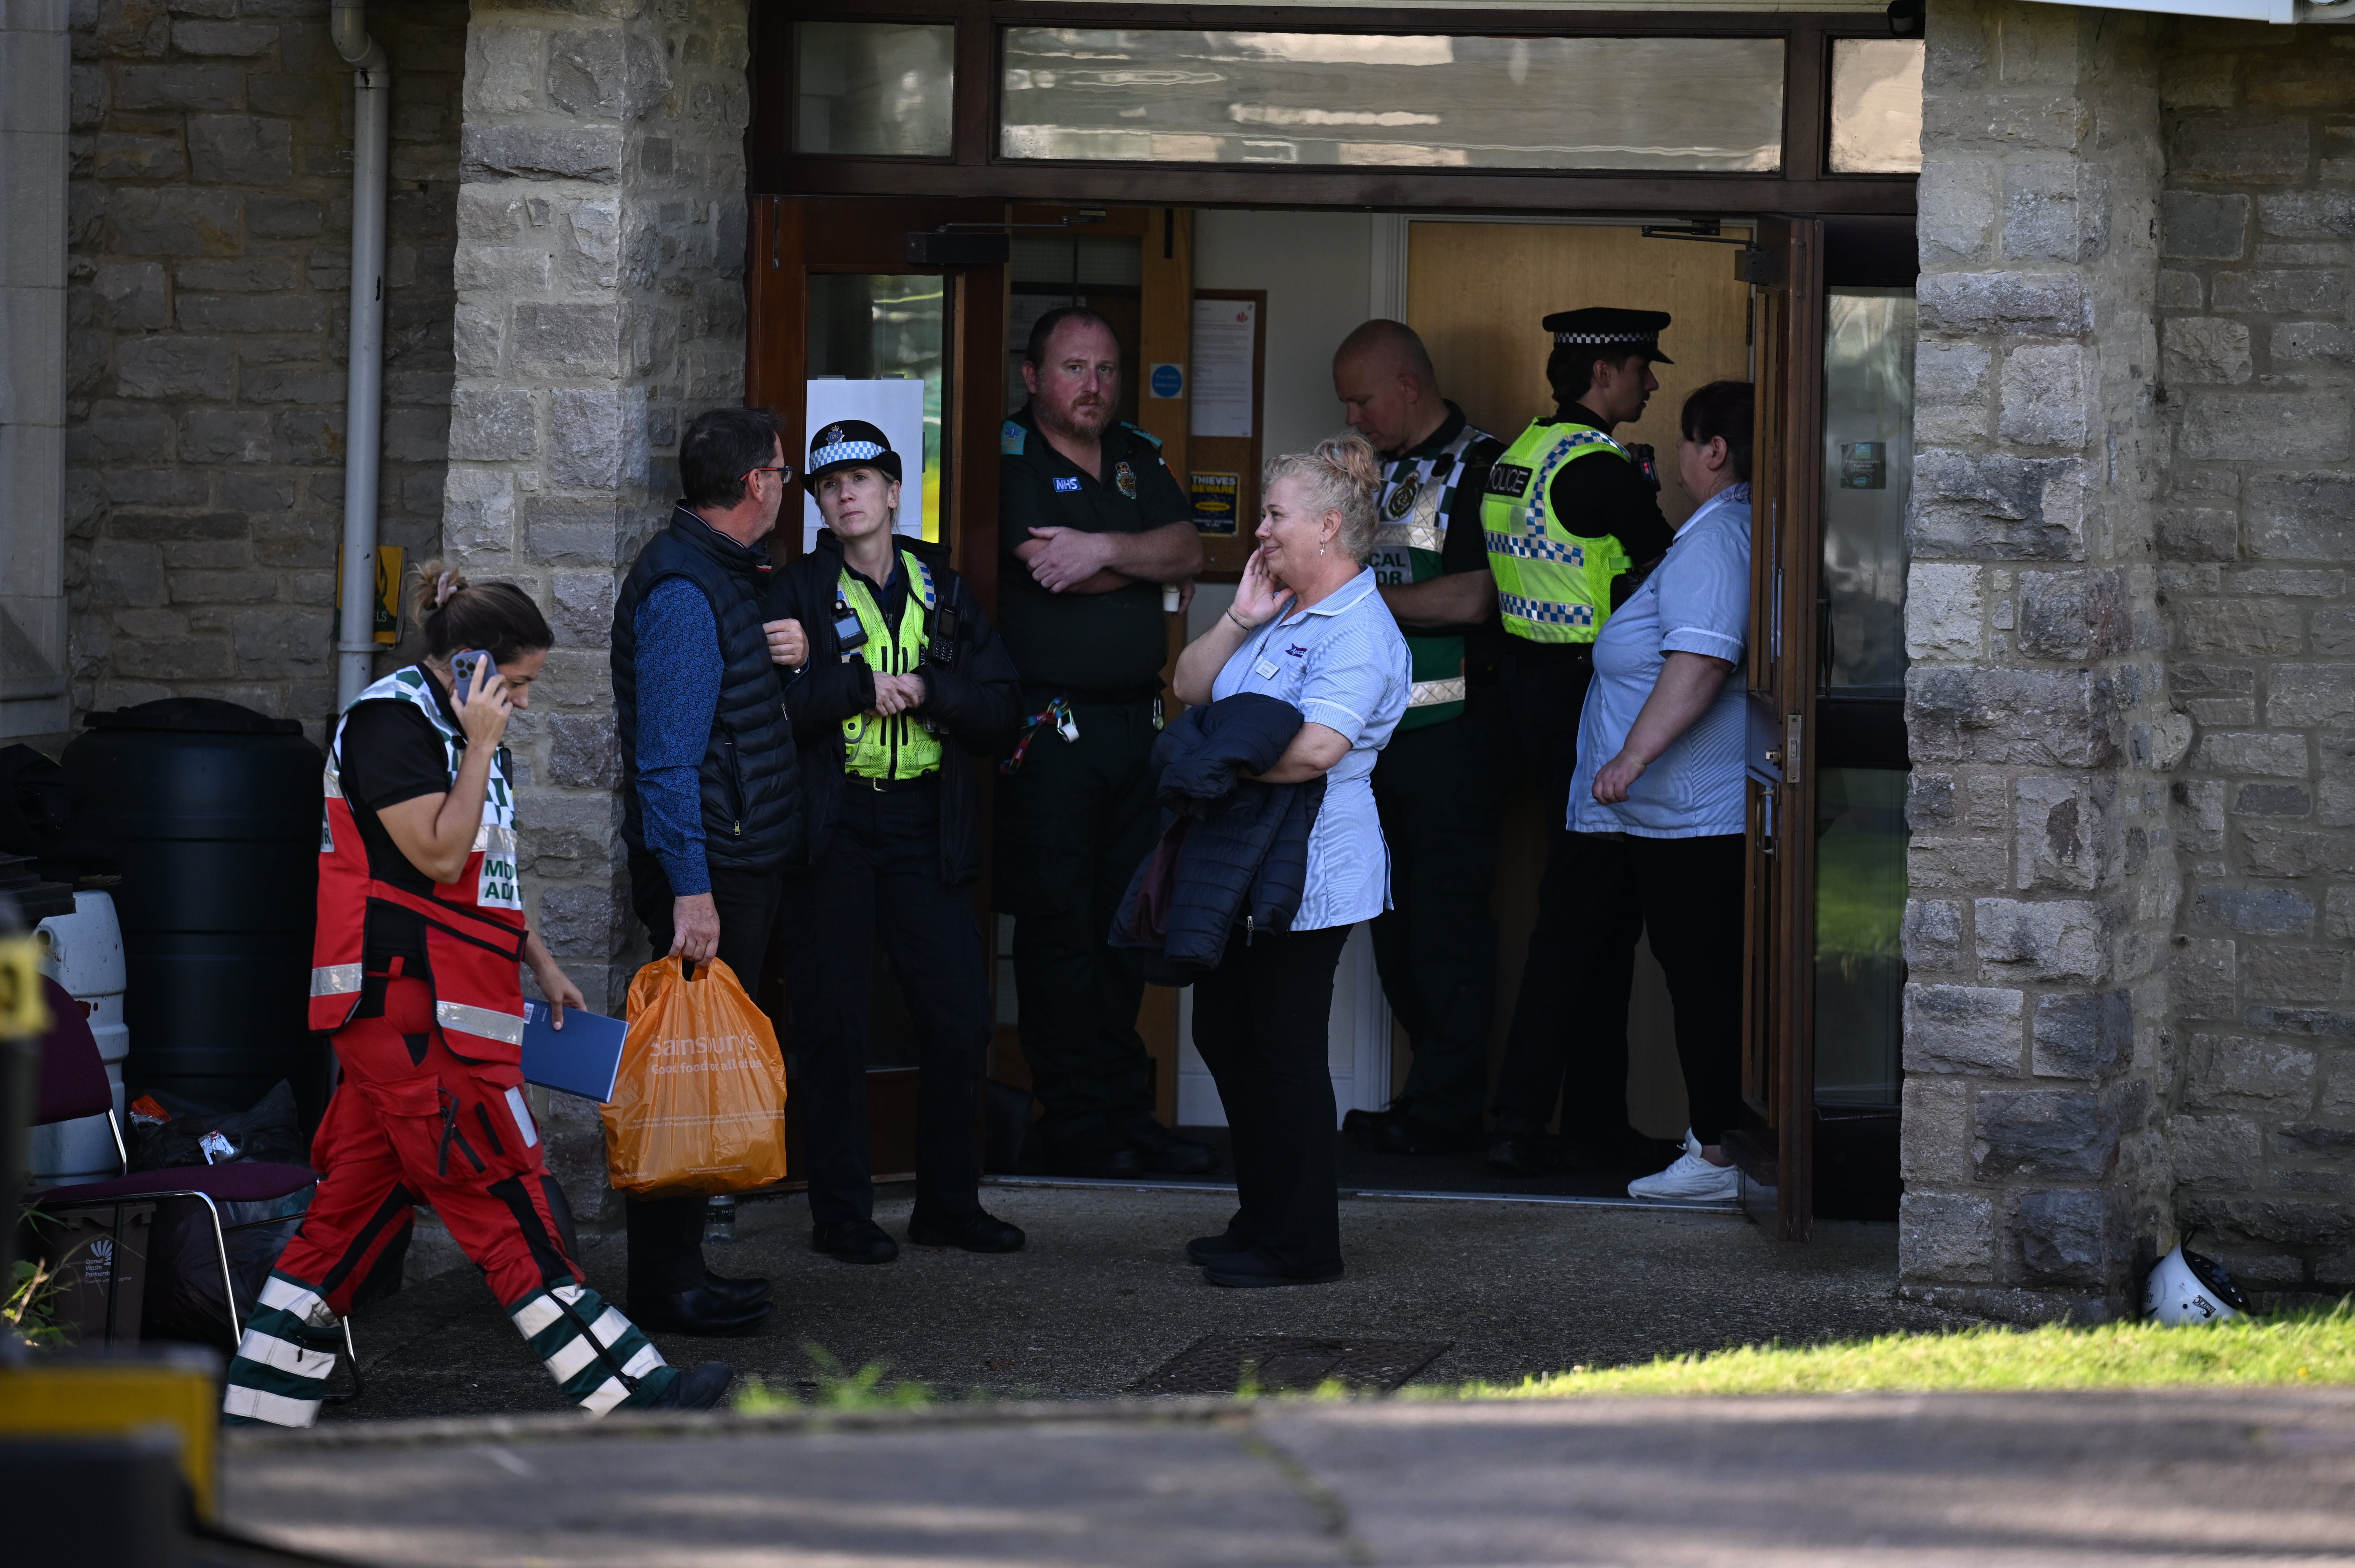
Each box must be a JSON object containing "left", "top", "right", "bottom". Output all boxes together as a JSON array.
[
  {"left": 839, "top": 550, "right": 944, "bottom": 781},
  {"left": 1480, "top": 418, "right": 1635, "bottom": 644}
]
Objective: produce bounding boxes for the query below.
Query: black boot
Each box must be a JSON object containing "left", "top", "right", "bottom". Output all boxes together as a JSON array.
[
  {"left": 1372, "top": 1114, "right": 1483, "bottom": 1156},
  {"left": 907, "top": 1208, "right": 1027, "bottom": 1253},
  {"left": 1119, "top": 1119, "right": 1215, "bottom": 1175},
  {"left": 626, "top": 1288, "right": 773, "bottom": 1336},
  {"left": 812, "top": 1219, "right": 900, "bottom": 1264},
  {"left": 700, "top": 1270, "right": 772, "bottom": 1309},
  {"left": 647, "top": 1360, "right": 735, "bottom": 1410}
]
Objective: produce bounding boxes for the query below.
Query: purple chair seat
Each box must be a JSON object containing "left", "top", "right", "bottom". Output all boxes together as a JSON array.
[{"left": 29, "top": 1159, "right": 318, "bottom": 1210}]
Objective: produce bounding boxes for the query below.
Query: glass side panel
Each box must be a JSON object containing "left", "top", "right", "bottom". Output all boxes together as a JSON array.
[
  {"left": 805, "top": 273, "right": 946, "bottom": 545},
  {"left": 1002, "top": 30, "right": 1784, "bottom": 172},
  {"left": 795, "top": 21, "right": 955, "bottom": 158},
  {"left": 1820, "top": 288, "right": 1915, "bottom": 696},
  {"left": 1828, "top": 38, "right": 1923, "bottom": 175},
  {"left": 1814, "top": 766, "right": 1907, "bottom": 1107}
]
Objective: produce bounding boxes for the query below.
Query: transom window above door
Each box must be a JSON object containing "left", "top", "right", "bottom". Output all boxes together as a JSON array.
[{"left": 1000, "top": 29, "right": 1787, "bottom": 172}]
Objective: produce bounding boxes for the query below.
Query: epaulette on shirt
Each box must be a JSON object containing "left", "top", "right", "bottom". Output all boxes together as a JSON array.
[
  {"left": 1119, "top": 421, "right": 1164, "bottom": 454},
  {"left": 1001, "top": 419, "right": 1027, "bottom": 457}
]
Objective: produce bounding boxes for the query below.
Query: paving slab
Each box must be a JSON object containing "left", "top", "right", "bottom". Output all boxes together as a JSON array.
[
  {"left": 224, "top": 1388, "right": 2355, "bottom": 1567},
  {"left": 332, "top": 1184, "right": 1969, "bottom": 1419}
]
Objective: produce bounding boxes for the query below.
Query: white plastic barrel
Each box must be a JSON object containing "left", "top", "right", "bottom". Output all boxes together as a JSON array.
[{"left": 30, "top": 890, "right": 131, "bottom": 1188}]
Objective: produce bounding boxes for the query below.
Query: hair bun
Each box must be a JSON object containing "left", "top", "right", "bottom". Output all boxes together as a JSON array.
[
  {"left": 1310, "top": 432, "right": 1382, "bottom": 500},
  {"left": 405, "top": 558, "right": 470, "bottom": 626}
]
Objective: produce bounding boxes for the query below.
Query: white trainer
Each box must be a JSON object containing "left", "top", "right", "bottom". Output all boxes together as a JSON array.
[{"left": 1626, "top": 1130, "right": 1739, "bottom": 1203}]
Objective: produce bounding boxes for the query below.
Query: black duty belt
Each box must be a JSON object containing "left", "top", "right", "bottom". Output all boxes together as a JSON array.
[{"left": 849, "top": 771, "right": 940, "bottom": 793}]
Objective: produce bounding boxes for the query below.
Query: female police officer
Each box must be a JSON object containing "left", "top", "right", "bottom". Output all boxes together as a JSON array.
[{"left": 767, "top": 421, "right": 1026, "bottom": 1264}]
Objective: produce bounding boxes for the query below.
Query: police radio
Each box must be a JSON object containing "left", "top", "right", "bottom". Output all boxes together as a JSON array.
[{"left": 1626, "top": 443, "right": 1662, "bottom": 494}]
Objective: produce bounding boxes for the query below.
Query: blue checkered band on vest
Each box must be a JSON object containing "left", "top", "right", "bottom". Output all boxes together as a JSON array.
[
  {"left": 1484, "top": 530, "right": 1587, "bottom": 566},
  {"left": 1497, "top": 592, "right": 1597, "bottom": 627},
  {"left": 812, "top": 439, "right": 886, "bottom": 470}
]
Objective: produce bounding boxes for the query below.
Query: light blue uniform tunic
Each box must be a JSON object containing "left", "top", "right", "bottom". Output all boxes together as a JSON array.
[
  {"left": 1567, "top": 484, "right": 1753, "bottom": 839},
  {"left": 1210, "top": 567, "right": 1413, "bottom": 929}
]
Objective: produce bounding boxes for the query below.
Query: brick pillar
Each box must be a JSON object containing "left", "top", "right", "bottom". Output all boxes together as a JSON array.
[
  {"left": 444, "top": 0, "right": 748, "bottom": 1224},
  {"left": 1899, "top": 0, "right": 2180, "bottom": 1321}
]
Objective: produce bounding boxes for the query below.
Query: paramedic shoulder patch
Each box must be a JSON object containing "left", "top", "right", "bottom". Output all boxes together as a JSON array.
[{"left": 1001, "top": 419, "right": 1027, "bottom": 457}]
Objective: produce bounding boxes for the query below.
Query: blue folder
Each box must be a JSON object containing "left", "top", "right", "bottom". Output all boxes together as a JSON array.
[{"left": 521, "top": 998, "right": 628, "bottom": 1103}]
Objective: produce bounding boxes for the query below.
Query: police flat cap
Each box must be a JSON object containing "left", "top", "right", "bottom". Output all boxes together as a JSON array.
[
  {"left": 1542, "top": 307, "right": 1674, "bottom": 365},
  {"left": 806, "top": 418, "right": 902, "bottom": 486}
]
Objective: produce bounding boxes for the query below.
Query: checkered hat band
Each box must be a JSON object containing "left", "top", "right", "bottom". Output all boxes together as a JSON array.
[
  {"left": 812, "top": 439, "right": 886, "bottom": 469},
  {"left": 1552, "top": 332, "right": 1657, "bottom": 347}
]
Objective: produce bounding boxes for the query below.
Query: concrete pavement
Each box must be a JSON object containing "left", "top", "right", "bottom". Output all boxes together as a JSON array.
[{"left": 226, "top": 1387, "right": 2355, "bottom": 1566}]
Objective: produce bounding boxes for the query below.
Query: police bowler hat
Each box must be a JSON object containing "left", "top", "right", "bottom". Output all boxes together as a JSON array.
[
  {"left": 806, "top": 419, "right": 902, "bottom": 487},
  {"left": 1542, "top": 307, "right": 1674, "bottom": 365}
]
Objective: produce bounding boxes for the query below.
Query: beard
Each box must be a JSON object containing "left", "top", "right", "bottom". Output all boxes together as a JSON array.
[{"left": 1043, "top": 392, "right": 1114, "bottom": 442}]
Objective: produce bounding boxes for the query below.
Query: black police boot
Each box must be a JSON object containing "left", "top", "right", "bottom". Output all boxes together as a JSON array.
[
  {"left": 812, "top": 1219, "right": 901, "bottom": 1265},
  {"left": 907, "top": 1207, "right": 1027, "bottom": 1253},
  {"left": 1341, "top": 1107, "right": 1398, "bottom": 1142},
  {"left": 1185, "top": 1230, "right": 1252, "bottom": 1266},
  {"left": 1202, "top": 1248, "right": 1344, "bottom": 1289},
  {"left": 1043, "top": 1128, "right": 1145, "bottom": 1179},
  {"left": 647, "top": 1360, "right": 735, "bottom": 1411},
  {"left": 1119, "top": 1119, "right": 1215, "bottom": 1176},
  {"left": 700, "top": 1271, "right": 772, "bottom": 1309},
  {"left": 626, "top": 1288, "right": 773, "bottom": 1336},
  {"left": 1372, "top": 1114, "right": 1484, "bottom": 1156}
]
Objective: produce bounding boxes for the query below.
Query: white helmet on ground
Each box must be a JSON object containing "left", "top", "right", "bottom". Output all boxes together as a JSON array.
[{"left": 2144, "top": 1243, "right": 2250, "bottom": 1325}]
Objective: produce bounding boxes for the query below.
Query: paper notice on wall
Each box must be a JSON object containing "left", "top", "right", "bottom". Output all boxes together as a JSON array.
[
  {"left": 1191, "top": 298, "right": 1256, "bottom": 440},
  {"left": 804, "top": 378, "right": 927, "bottom": 551}
]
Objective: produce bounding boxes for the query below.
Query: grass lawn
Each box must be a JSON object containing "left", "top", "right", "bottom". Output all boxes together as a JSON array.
[{"left": 1427, "top": 1304, "right": 2355, "bottom": 1400}]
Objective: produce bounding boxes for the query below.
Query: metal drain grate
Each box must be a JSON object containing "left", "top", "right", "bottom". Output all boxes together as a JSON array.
[{"left": 1129, "top": 1335, "right": 1452, "bottom": 1395}]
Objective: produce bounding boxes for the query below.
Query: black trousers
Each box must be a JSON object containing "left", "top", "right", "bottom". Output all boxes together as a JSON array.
[
  {"left": 993, "top": 694, "right": 1161, "bottom": 1147},
  {"left": 1191, "top": 922, "right": 1354, "bottom": 1276},
  {"left": 1489, "top": 832, "right": 1747, "bottom": 1146},
  {"left": 1369, "top": 687, "right": 1513, "bottom": 1134},
  {"left": 627, "top": 856, "right": 782, "bottom": 1295},
  {"left": 776, "top": 778, "right": 989, "bottom": 1226},
  {"left": 1489, "top": 650, "right": 1620, "bottom": 1140}
]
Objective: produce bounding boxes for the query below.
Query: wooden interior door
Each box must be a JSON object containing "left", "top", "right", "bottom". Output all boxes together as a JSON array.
[
  {"left": 1733, "top": 216, "right": 1826, "bottom": 1240},
  {"left": 746, "top": 195, "right": 1008, "bottom": 1183}
]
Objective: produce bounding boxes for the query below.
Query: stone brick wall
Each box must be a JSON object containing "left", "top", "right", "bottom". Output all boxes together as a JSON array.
[
  {"left": 440, "top": 0, "right": 751, "bottom": 1222},
  {"left": 2153, "top": 23, "right": 2355, "bottom": 1293},
  {"left": 1900, "top": 0, "right": 2183, "bottom": 1320},
  {"left": 65, "top": 0, "right": 462, "bottom": 741}
]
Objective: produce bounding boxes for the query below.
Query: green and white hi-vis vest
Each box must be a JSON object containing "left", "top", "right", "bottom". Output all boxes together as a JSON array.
[
  {"left": 1367, "top": 421, "right": 1494, "bottom": 731},
  {"left": 326, "top": 666, "right": 521, "bottom": 909},
  {"left": 1480, "top": 418, "right": 1635, "bottom": 645},
  {"left": 838, "top": 550, "right": 945, "bottom": 782}
]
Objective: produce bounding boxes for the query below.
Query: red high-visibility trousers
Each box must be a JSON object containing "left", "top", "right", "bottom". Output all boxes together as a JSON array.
[{"left": 222, "top": 971, "right": 674, "bottom": 1426}]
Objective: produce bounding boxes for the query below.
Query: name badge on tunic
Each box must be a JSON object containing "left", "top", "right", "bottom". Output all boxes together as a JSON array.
[{"left": 1253, "top": 659, "right": 1279, "bottom": 680}]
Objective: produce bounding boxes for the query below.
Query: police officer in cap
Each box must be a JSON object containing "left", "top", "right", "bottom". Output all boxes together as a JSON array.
[
  {"left": 996, "top": 305, "right": 1211, "bottom": 1180},
  {"left": 1481, "top": 307, "right": 1676, "bottom": 1176},
  {"left": 765, "top": 420, "right": 1028, "bottom": 1263}
]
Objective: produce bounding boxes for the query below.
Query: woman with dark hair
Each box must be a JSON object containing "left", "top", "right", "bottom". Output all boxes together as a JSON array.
[
  {"left": 1556, "top": 380, "right": 1759, "bottom": 1204},
  {"left": 221, "top": 563, "right": 733, "bottom": 1428}
]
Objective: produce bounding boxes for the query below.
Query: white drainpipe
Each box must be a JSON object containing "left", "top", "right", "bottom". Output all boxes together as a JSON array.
[{"left": 332, "top": 0, "right": 390, "bottom": 713}]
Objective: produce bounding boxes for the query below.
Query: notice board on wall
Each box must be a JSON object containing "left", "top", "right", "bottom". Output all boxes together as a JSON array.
[{"left": 1189, "top": 289, "right": 1265, "bottom": 577}]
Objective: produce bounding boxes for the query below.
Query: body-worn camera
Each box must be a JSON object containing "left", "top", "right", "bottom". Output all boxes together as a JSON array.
[{"left": 1626, "top": 443, "right": 1662, "bottom": 494}]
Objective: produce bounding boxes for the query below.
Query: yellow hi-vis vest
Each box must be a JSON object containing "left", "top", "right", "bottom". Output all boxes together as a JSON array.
[
  {"left": 1480, "top": 417, "right": 1634, "bottom": 644},
  {"left": 839, "top": 550, "right": 944, "bottom": 782}
]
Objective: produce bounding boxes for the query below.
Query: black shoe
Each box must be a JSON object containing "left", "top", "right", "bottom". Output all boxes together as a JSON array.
[
  {"left": 908, "top": 1207, "right": 1027, "bottom": 1253},
  {"left": 1487, "top": 1133, "right": 1560, "bottom": 1178},
  {"left": 700, "top": 1270, "right": 771, "bottom": 1309},
  {"left": 1203, "top": 1248, "right": 1344, "bottom": 1289},
  {"left": 648, "top": 1360, "right": 735, "bottom": 1410},
  {"left": 1044, "top": 1130, "right": 1145, "bottom": 1179},
  {"left": 1341, "top": 1107, "right": 1394, "bottom": 1143},
  {"left": 812, "top": 1219, "right": 900, "bottom": 1265},
  {"left": 1184, "top": 1231, "right": 1252, "bottom": 1266},
  {"left": 1119, "top": 1120, "right": 1215, "bottom": 1175},
  {"left": 626, "top": 1287, "right": 774, "bottom": 1337},
  {"left": 1372, "top": 1114, "right": 1483, "bottom": 1156}
]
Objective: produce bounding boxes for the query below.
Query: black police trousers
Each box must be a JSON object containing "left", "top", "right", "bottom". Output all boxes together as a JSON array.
[
  {"left": 1192, "top": 921, "right": 1354, "bottom": 1276},
  {"left": 628, "top": 857, "right": 782, "bottom": 1295},
  {"left": 1487, "top": 648, "right": 1640, "bottom": 1146},
  {"left": 1368, "top": 687, "right": 1514, "bottom": 1134},
  {"left": 777, "top": 776, "right": 989, "bottom": 1226},
  {"left": 992, "top": 693, "right": 1161, "bottom": 1149}
]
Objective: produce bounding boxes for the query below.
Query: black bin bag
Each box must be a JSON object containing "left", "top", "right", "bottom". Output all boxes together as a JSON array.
[{"left": 140, "top": 1185, "right": 319, "bottom": 1348}]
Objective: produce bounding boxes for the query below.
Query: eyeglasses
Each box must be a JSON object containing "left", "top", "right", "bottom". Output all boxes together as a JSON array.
[{"left": 747, "top": 465, "right": 794, "bottom": 481}]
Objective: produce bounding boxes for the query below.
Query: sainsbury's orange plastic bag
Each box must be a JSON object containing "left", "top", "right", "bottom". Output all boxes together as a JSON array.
[{"left": 602, "top": 957, "right": 788, "bottom": 1199}]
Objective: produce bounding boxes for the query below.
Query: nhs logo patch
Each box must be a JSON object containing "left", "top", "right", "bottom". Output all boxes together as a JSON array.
[{"left": 1053, "top": 477, "right": 1081, "bottom": 492}]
